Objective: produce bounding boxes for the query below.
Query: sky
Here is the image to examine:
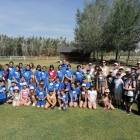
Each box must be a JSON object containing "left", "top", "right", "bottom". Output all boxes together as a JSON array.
[{"left": 0, "top": 0, "right": 84, "bottom": 41}]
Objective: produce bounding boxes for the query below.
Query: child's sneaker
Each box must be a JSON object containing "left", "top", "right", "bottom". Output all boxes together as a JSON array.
[
  {"left": 103, "top": 106, "right": 107, "bottom": 109},
  {"left": 51, "top": 107, "right": 55, "bottom": 110},
  {"left": 58, "top": 106, "right": 61, "bottom": 110},
  {"left": 32, "top": 103, "right": 35, "bottom": 107},
  {"left": 127, "top": 111, "right": 132, "bottom": 115},
  {"left": 122, "top": 109, "right": 126, "bottom": 112}
]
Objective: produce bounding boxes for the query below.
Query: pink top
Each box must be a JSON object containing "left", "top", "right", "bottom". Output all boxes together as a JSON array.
[{"left": 21, "top": 88, "right": 29, "bottom": 100}]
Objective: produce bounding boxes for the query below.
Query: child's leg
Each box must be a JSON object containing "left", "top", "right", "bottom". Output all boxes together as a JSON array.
[
  {"left": 37, "top": 106, "right": 40, "bottom": 108},
  {"left": 110, "top": 104, "right": 114, "bottom": 110},
  {"left": 37, "top": 101, "right": 40, "bottom": 108},
  {"left": 41, "top": 105, "right": 44, "bottom": 108},
  {"left": 41, "top": 100, "right": 45, "bottom": 108},
  {"left": 88, "top": 102, "right": 92, "bottom": 109},
  {"left": 93, "top": 102, "right": 96, "bottom": 109},
  {"left": 83, "top": 102, "right": 87, "bottom": 108},
  {"left": 26, "top": 101, "right": 31, "bottom": 106},
  {"left": 31, "top": 96, "right": 37, "bottom": 104},
  {"left": 20, "top": 100, "right": 25, "bottom": 105},
  {"left": 12, "top": 101, "right": 16, "bottom": 107},
  {"left": 101, "top": 87, "right": 105, "bottom": 95},
  {"left": 69, "top": 102, "right": 73, "bottom": 107},
  {"left": 79, "top": 101, "right": 83, "bottom": 108},
  {"left": 116, "top": 99, "right": 118, "bottom": 105},
  {"left": 98, "top": 87, "right": 102, "bottom": 100},
  {"left": 17, "top": 101, "right": 20, "bottom": 106},
  {"left": 73, "top": 102, "right": 77, "bottom": 108},
  {"left": 44, "top": 104, "right": 49, "bottom": 110},
  {"left": 58, "top": 99, "right": 61, "bottom": 106},
  {"left": 102, "top": 99, "right": 107, "bottom": 107}
]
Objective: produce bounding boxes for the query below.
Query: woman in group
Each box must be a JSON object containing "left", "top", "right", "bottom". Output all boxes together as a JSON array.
[
  {"left": 12, "top": 65, "right": 21, "bottom": 84},
  {"left": 100, "top": 60, "right": 109, "bottom": 76},
  {"left": 35, "top": 65, "right": 41, "bottom": 86},
  {"left": 48, "top": 65, "right": 56, "bottom": 81},
  {"left": 24, "top": 65, "right": 33, "bottom": 83},
  {"left": 29, "top": 62, "right": 36, "bottom": 81},
  {"left": 112, "top": 63, "right": 119, "bottom": 77},
  {"left": 91, "top": 65, "right": 99, "bottom": 86},
  {"left": 96, "top": 68, "right": 107, "bottom": 102}
]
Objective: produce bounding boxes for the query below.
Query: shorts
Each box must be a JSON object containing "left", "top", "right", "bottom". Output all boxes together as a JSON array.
[
  {"left": 63, "top": 104, "right": 68, "bottom": 109},
  {"left": 46, "top": 102, "right": 51, "bottom": 106},
  {"left": 7, "top": 96, "right": 13, "bottom": 101},
  {"left": 37, "top": 100, "right": 45, "bottom": 106},
  {"left": 80, "top": 98, "right": 85, "bottom": 102},
  {"left": 125, "top": 96, "right": 133, "bottom": 104},
  {"left": 98, "top": 82, "right": 105, "bottom": 87},
  {"left": 0, "top": 98, "right": 7, "bottom": 104},
  {"left": 114, "top": 90, "right": 122, "bottom": 100}
]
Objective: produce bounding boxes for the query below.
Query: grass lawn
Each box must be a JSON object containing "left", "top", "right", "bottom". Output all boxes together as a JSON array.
[{"left": 0, "top": 60, "right": 140, "bottom": 140}]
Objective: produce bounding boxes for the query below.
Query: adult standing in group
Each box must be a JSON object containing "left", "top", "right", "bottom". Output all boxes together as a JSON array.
[
  {"left": 8, "top": 61, "right": 16, "bottom": 89},
  {"left": 88, "top": 63, "right": 94, "bottom": 75},
  {"left": 59, "top": 59, "right": 68, "bottom": 72},
  {"left": 100, "top": 60, "right": 109, "bottom": 76},
  {"left": 112, "top": 63, "right": 119, "bottom": 77},
  {"left": 81, "top": 63, "right": 87, "bottom": 73},
  {"left": 29, "top": 62, "right": 36, "bottom": 81}
]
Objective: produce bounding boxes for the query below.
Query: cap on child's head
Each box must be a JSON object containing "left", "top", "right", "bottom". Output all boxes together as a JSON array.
[
  {"left": 119, "top": 67, "right": 124, "bottom": 70},
  {"left": 109, "top": 69, "right": 114, "bottom": 73},
  {"left": 98, "top": 68, "right": 102, "bottom": 71},
  {"left": 22, "top": 82, "right": 27, "bottom": 86},
  {"left": 88, "top": 63, "right": 92, "bottom": 66},
  {"left": 30, "top": 86, "right": 34, "bottom": 90},
  {"left": 137, "top": 62, "right": 140, "bottom": 64},
  {"left": 11, "top": 79, "right": 16, "bottom": 83},
  {"left": 131, "top": 67, "right": 136, "bottom": 70},
  {"left": 116, "top": 72, "right": 121, "bottom": 75},
  {"left": 49, "top": 88, "right": 54, "bottom": 92},
  {"left": 14, "top": 86, "right": 19, "bottom": 90},
  {"left": 114, "top": 63, "right": 118, "bottom": 66},
  {"left": 82, "top": 83, "right": 86, "bottom": 87},
  {"left": 105, "top": 89, "right": 110, "bottom": 93},
  {"left": 125, "top": 68, "right": 131, "bottom": 72},
  {"left": 86, "top": 68, "right": 91, "bottom": 71}
]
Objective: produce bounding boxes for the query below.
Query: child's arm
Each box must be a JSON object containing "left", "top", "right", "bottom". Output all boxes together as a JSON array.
[
  {"left": 42, "top": 95, "right": 46, "bottom": 101},
  {"left": 94, "top": 95, "right": 97, "bottom": 102},
  {"left": 45, "top": 88, "right": 48, "bottom": 94},
  {"left": 47, "top": 97, "right": 52, "bottom": 104},
  {"left": 96, "top": 79, "right": 98, "bottom": 91},
  {"left": 69, "top": 94, "right": 72, "bottom": 102},
  {"left": 36, "top": 96, "right": 41, "bottom": 101},
  {"left": 87, "top": 94, "right": 91, "bottom": 102},
  {"left": 137, "top": 100, "right": 139, "bottom": 111},
  {"left": 105, "top": 78, "right": 108, "bottom": 89},
  {"left": 72, "top": 74, "right": 76, "bottom": 80},
  {"left": 74, "top": 94, "right": 77, "bottom": 102},
  {"left": 12, "top": 75, "right": 18, "bottom": 83},
  {"left": 79, "top": 93, "right": 81, "bottom": 103},
  {"left": 64, "top": 100, "right": 68, "bottom": 104}
]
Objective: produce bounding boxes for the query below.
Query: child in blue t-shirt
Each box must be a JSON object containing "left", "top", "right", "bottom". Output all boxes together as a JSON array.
[
  {"left": 65, "top": 64, "right": 73, "bottom": 83},
  {"left": 40, "top": 66, "right": 49, "bottom": 84},
  {"left": 28, "top": 78, "right": 36, "bottom": 90},
  {"left": 19, "top": 62, "right": 25, "bottom": 76},
  {"left": 36, "top": 86, "right": 47, "bottom": 108},
  {"left": 12, "top": 65, "right": 21, "bottom": 83},
  {"left": 55, "top": 65, "right": 65, "bottom": 83},
  {"left": 35, "top": 65, "right": 41, "bottom": 86},
  {"left": 0, "top": 80, "right": 7, "bottom": 105},
  {"left": 7, "top": 79, "right": 16, "bottom": 103},
  {"left": 75, "top": 80, "right": 81, "bottom": 93},
  {"left": 69, "top": 83, "right": 79, "bottom": 108},
  {"left": 54, "top": 76, "right": 61, "bottom": 95},
  {"left": 82, "top": 76, "right": 90, "bottom": 90},
  {"left": 58, "top": 88, "right": 69, "bottom": 110},
  {"left": 45, "top": 76, "right": 55, "bottom": 94},
  {"left": 61, "top": 78, "right": 71, "bottom": 94},
  {"left": 36, "top": 80, "right": 45, "bottom": 92},
  {"left": 24, "top": 65, "right": 33, "bottom": 83},
  {"left": 73, "top": 65, "right": 84, "bottom": 83},
  {"left": 17, "top": 76, "right": 25, "bottom": 91}
]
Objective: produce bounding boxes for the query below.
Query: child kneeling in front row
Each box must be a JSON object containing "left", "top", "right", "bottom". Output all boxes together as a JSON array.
[
  {"left": 88, "top": 85, "right": 97, "bottom": 109},
  {"left": 36, "top": 86, "right": 47, "bottom": 108},
  {"left": 12, "top": 86, "right": 20, "bottom": 107},
  {"left": 102, "top": 89, "right": 114, "bottom": 110},
  {"left": 58, "top": 88, "right": 69, "bottom": 110},
  {"left": 44, "top": 88, "right": 56, "bottom": 110}
]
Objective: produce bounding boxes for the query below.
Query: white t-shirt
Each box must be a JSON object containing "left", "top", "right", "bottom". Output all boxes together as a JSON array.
[
  {"left": 112, "top": 69, "right": 118, "bottom": 76},
  {"left": 114, "top": 78, "right": 124, "bottom": 91},
  {"left": 89, "top": 68, "right": 94, "bottom": 75},
  {"left": 88, "top": 90, "right": 97, "bottom": 102},
  {"left": 124, "top": 80, "right": 135, "bottom": 96},
  {"left": 101, "top": 66, "right": 108, "bottom": 76}
]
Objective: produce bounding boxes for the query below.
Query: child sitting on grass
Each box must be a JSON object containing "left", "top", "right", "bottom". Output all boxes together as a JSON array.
[
  {"left": 58, "top": 88, "right": 69, "bottom": 110},
  {"left": 44, "top": 88, "right": 56, "bottom": 110},
  {"left": 12, "top": 86, "right": 20, "bottom": 107},
  {"left": 102, "top": 89, "right": 114, "bottom": 110},
  {"left": 36, "top": 86, "right": 47, "bottom": 108}
]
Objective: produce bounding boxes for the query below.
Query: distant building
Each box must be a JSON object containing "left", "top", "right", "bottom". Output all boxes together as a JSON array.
[{"left": 58, "top": 47, "right": 90, "bottom": 62}]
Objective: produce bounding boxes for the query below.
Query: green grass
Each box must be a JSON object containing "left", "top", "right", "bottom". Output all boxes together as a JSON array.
[{"left": 0, "top": 60, "right": 139, "bottom": 140}]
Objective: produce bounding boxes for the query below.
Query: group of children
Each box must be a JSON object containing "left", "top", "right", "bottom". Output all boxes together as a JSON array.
[{"left": 0, "top": 59, "right": 140, "bottom": 115}]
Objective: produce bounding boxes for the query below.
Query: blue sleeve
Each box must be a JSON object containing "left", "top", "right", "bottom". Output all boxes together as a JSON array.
[
  {"left": 56, "top": 71, "right": 58, "bottom": 76},
  {"left": 67, "top": 83, "right": 70, "bottom": 90},
  {"left": 30, "top": 71, "right": 33, "bottom": 75},
  {"left": 35, "top": 71, "right": 37, "bottom": 76},
  {"left": 59, "top": 83, "right": 61, "bottom": 88},
  {"left": 35, "top": 91, "right": 38, "bottom": 96},
  {"left": 82, "top": 71, "right": 85, "bottom": 75},
  {"left": 61, "top": 83, "right": 64, "bottom": 88},
  {"left": 76, "top": 88, "right": 79, "bottom": 94},
  {"left": 86, "top": 82, "right": 90, "bottom": 87},
  {"left": 73, "top": 71, "right": 76, "bottom": 75},
  {"left": 71, "top": 70, "right": 74, "bottom": 75},
  {"left": 44, "top": 91, "right": 47, "bottom": 96},
  {"left": 66, "top": 94, "right": 69, "bottom": 101}
]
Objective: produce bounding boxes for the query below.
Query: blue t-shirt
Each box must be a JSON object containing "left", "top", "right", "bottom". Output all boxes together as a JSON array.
[
  {"left": 1, "top": 85, "right": 7, "bottom": 92},
  {"left": 45, "top": 82, "right": 55, "bottom": 93},
  {"left": 8, "top": 67, "right": 16, "bottom": 80},
  {"left": 55, "top": 70, "right": 65, "bottom": 82},
  {"left": 82, "top": 82, "right": 90, "bottom": 87},
  {"left": 13, "top": 71, "right": 21, "bottom": 82},
  {"left": 0, "top": 86, "right": 6, "bottom": 99},
  {"left": 21, "top": 68, "right": 25, "bottom": 76},
  {"left": 69, "top": 88, "right": 79, "bottom": 102},
  {"left": 54, "top": 82, "right": 61, "bottom": 93},
  {"left": 58, "top": 93, "right": 69, "bottom": 104},
  {"left": 35, "top": 70, "right": 41, "bottom": 82},
  {"left": 17, "top": 81, "right": 24, "bottom": 91},
  {"left": 76, "top": 85, "right": 81, "bottom": 94},
  {"left": 40, "top": 71, "right": 49, "bottom": 83},
  {"left": 65, "top": 70, "right": 73, "bottom": 79},
  {"left": 0, "top": 71, "right": 3, "bottom": 81},
  {"left": 73, "top": 70, "right": 84, "bottom": 82},
  {"left": 9, "top": 86, "right": 15, "bottom": 95},
  {"left": 36, "top": 85, "right": 45, "bottom": 92},
  {"left": 61, "top": 83, "right": 71, "bottom": 91},
  {"left": 58, "top": 64, "right": 68, "bottom": 72},
  {"left": 24, "top": 71, "right": 33, "bottom": 82},
  {"left": 28, "top": 83, "right": 36, "bottom": 89},
  {"left": 36, "top": 90, "right": 47, "bottom": 99}
]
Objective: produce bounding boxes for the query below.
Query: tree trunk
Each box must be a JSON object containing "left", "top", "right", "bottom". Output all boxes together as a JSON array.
[
  {"left": 127, "top": 49, "right": 130, "bottom": 61},
  {"left": 97, "top": 51, "right": 99, "bottom": 64},
  {"left": 115, "top": 50, "right": 118, "bottom": 61},
  {"left": 118, "top": 50, "right": 120, "bottom": 66},
  {"left": 92, "top": 49, "right": 95, "bottom": 61},
  {"left": 101, "top": 51, "right": 103, "bottom": 62}
]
